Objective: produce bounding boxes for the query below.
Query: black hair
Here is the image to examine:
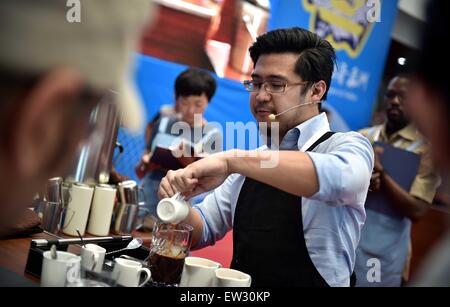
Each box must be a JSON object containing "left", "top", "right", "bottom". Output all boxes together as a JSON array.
[
  {"left": 395, "top": 72, "right": 412, "bottom": 80},
  {"left": 416, "top": 0, "right": 450, "bottom": 114},
  {"left": 387, "top": 73, "right": 412, "bottom": 88},
  {"left": 249, "top": 27, "right": 336, "bottom": 106},
  {"left": 174, "top": 68, "right": 217, "bottom": 102}
]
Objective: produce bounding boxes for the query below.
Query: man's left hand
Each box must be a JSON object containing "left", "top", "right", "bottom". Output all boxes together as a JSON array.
[{"left": 369, "top": 146, "right": 384, "bottom": 192}]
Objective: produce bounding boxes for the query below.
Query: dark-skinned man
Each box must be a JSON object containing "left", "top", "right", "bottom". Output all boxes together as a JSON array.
[{"left": 355, "top": 75, "right": 440, "bottom": 287}]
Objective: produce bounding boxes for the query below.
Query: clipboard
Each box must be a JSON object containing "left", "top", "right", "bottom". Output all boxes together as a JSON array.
[
  {"left": 374, "top": 141, "right": 421, "bottom": 189},
  {"left": 150, "top": 145, "right": 183, "bottom": 170},
  {"left": 365, "top": 141, "right": 421, "bottom": 219},
  {"left": 150, "top": 145, "right": 202, "bottom": 170}
]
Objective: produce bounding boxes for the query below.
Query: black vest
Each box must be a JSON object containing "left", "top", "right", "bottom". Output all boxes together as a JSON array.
[{"left": 231, "top": 132, "right": 336, "bottom": 287}]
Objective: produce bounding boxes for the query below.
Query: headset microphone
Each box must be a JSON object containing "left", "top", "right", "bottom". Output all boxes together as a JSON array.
[{"left": 268, "top": 101, "right": 320, "bottom": 120}]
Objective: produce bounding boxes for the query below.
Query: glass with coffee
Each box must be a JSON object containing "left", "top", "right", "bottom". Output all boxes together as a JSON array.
[{"left": 148, "top": 222, "right": 193, "bottom": 286}]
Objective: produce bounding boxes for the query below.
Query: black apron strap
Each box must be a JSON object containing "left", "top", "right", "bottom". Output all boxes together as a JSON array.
[
  {"left": 350, "top": 271, "right": 357, "bottom": 287},
  {"left": 306, "top": 131, "right": 335, "bottom": 152}
]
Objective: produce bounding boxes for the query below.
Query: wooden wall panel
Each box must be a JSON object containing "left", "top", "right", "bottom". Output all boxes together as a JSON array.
[{"left": 139, "top": 4, "right": 214, "bottom": 70}]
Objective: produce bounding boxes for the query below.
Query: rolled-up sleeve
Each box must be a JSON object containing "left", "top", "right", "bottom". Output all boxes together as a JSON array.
[
  {"left": 307, "top": 132, "right": 374, "bottom": 208},
  {"left": 192, "top": 174, "right": 242, "bottom": 249}
]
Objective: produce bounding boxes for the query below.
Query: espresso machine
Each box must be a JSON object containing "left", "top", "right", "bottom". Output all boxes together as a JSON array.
[
  {"left": 65, "top": 92, "right": 122, "bottom": 185},
  {"left": 37, "top": 91, "right": 130, "bottom": 235}
]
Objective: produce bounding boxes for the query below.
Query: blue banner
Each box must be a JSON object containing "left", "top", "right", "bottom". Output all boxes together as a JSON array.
[{"left": 269, "top": 0, "right": 398, "bottom": 130}]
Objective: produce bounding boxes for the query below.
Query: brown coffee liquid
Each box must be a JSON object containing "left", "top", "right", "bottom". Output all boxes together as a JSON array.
[{"left": 149, "top": 252, "right": 185, "bottom": 284}]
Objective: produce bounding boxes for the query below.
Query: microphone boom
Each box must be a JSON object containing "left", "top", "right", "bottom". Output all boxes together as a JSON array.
[{"left": 268, "top": 101, "right": 319, "bottom": 120}]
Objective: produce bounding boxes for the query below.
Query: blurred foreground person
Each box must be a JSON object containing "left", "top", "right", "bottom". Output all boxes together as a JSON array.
[
  {"left": 0, "top": 0, "right": 152, "bottom": 231},
  {"left": 406, "top": 0, "right": 450, "bottom": 286}
]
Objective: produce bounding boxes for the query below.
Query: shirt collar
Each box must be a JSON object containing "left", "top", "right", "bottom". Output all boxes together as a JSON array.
[
  {"left": 278, "top": 113, "right": 331, "bottom": 151},
  {"left": 398, "top": 124, "right": 421, "bottom": 141},
  {"left": 381, "top": 123, "right": 421, "bottom": 142}
]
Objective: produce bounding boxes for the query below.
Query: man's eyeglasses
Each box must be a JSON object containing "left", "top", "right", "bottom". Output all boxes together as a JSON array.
[
  {"left": 243, "top": 80, "right": 308, "bottom": 94},
  {"left": 384, "top": 90, "right": 406, "bottom": 103}
]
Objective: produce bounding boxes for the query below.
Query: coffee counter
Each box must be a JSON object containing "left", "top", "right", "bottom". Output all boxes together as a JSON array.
[{"left": 0, "top": 230, "right": 152, "bottom": 286}]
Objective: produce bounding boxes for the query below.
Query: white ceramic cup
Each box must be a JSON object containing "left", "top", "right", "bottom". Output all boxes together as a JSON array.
[
  {"left": 112, "top": 258, "right": 151, "bottom": 287},
  {"left": 80, "top": 244, "right": 106, "bottom": 273},
  {"left": 157, "top": 192, "right": 189, "bottom": 224},
  {"left": 179, "top": 257, "right": 222, "bottom": 287},
  {"left": 41, "top": 251, "right": 81, "bottom": 287},
  {"left": 214, "top": 268, "right": 252, "bottom": 287}
]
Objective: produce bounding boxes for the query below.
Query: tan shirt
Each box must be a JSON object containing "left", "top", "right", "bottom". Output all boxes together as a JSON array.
[
  {"left": 359, "top": 124, "right": 440, "bottom": 204},
  {"left": 359, "top": 124, "right": 441, "bottom": 282}
]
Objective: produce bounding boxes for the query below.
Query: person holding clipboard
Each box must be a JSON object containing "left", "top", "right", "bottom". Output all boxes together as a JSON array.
[
  {"left": 140, "top": 68, "right": 221, "bottom": 219},
  {"left": 355, "top": 74, "right": 441, "bottom": 287}
]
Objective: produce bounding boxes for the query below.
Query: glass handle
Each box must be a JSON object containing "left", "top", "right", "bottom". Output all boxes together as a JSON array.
[
  {"left": 135, "top": 207, "right": 151, "bottom": 230},
  {"left": 138, "top": 186, "right": 147, "bottom": 205}
]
